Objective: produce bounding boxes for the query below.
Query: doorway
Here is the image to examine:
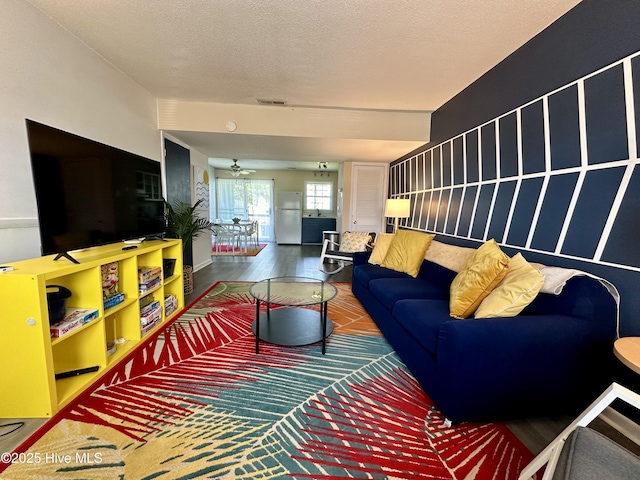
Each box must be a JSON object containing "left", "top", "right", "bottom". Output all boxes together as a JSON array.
[
  {"left": 216, "top": 178, "right": 274, "bottom": 241},
  {"left": 349, "top": 163, "right": 388, "bottom": 233}
]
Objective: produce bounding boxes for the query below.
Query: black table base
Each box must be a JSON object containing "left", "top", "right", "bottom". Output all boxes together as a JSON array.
[{"left": 252, "top": 306, "right": 334, "bottom": 354}]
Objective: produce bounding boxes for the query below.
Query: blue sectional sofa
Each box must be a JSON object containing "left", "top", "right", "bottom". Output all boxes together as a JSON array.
[{"left": 351, "top": 247, "right": 618, "bottom": 423}]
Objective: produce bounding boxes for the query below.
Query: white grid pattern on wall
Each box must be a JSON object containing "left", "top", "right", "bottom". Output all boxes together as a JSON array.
[{"left": 391, "top": 50, "right": 640, "bottom": 272}]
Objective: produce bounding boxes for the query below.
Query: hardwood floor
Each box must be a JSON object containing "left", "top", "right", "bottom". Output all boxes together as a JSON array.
[{"left": 186, "top": 242, "right": 352, "bottom": 303}]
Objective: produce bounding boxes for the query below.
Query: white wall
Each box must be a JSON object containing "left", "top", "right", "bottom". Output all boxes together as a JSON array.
[
  {"left": 190, "top": 149, "right": 213, "bottom": 272},
  {"left": 0, "top": 0, "right": 161, "bottom": 262}
]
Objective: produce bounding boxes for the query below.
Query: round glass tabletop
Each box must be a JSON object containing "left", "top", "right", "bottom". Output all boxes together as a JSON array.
[{"left": 249, "top": 276, "right": 338, "bottom": 306}]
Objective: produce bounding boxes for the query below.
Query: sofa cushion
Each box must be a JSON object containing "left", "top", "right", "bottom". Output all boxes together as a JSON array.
[
  {"left": 370, "top": 277, "right": 449, "bottom": 311},
  {"left": 353, "top": 262, "right": 411, "bottom": 289},
  {"left": 391, "top": 299, "right": 452, "bottom": 355},
  {"left": 449, "top": 239, "right": 510, "bottom": 319},
  {"left": 368, "top": 232, "right": 395, "bottom": 265},
  {"left": 475, "top": 253, "right": 544, "bottom": 318},
  {"left": 381, "top": 230, "right": 435, "bottom": 277}
]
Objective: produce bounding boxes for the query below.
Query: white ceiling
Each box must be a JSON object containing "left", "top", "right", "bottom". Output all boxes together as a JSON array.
[{"left": 26, "top": 0, "right": 581, "bottom": 171}]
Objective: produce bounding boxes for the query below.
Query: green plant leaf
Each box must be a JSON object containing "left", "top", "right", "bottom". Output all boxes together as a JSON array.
[{"left": 164, "top": 199, "right": 214, "bottom": 248}]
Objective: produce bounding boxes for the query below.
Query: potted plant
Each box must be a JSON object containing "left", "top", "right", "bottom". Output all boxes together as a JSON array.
[{"left": 164, "top": 199, "right": 214, "bottom": 295}]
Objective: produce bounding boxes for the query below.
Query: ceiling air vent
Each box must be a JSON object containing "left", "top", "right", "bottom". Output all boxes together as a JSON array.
[{"left": 257, "top": 98, "right": 287, "bottom": 106}]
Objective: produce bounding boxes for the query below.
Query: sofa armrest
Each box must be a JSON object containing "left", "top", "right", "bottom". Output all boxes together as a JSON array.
[
  {"left": 352, "top": 251, "right": 372, "bottom": 266},
  {"left": 434, "top": 314, "right": 616, "bottom": 420}
]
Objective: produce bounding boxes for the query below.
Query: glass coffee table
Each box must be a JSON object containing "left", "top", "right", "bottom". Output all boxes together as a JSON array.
[{"left": 249, "top": 276, "right": 338, "bottom": 354}]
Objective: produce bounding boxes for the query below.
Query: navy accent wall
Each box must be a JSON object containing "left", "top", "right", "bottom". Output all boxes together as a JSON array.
[
  {"left": 390, "top": 0, "right": 640, "bottom": 336},
  {"left": 421, "top": 0, "right": 640, "bottom": 148},
  {"left": 164, "top": 139, "right": 192, "bottom": 266}
]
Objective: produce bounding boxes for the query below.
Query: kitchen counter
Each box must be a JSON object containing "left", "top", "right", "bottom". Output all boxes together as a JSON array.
[{"left": 302, "top": 217, "right": 337, "bottom": 244}]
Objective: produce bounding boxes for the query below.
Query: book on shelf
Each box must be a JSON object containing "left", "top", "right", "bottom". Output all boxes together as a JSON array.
[
  {"left": 139, "top": 292, "right": 154, "bottom": 308},
  {"left": 139, "top": 276, "right": 161, "bottom": 293},
  {"left": 138, "top": 266, "right": 162, "bottom": 284},
  {"left": 165, "top": 294, "right": 178, "bottom": 317},
  {"left": 50, "top": 307, "right": 99, "bottom": 338},
  {"left": 104, "top": 292, "right": 125, "bottom": 310},
  {"left": 101, "top": 262, "right": 119, "bottom": 299},
  {"left": 141, "top": 316, "right": 161, "bottom": 336},
  {"left": 140, "top": 300, "right": 161, "bottom": 317},
  {"left": 140, "top": 304, "right": 162, "bottom": 335}
]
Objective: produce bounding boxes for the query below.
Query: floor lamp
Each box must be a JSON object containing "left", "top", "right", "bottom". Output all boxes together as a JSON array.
[{"left": 384, "top": 198, "right": 411, "bottom": 233}]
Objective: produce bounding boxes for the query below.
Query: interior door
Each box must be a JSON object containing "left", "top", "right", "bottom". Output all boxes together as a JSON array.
[
  {"left": 164, "top": 139, "right": 192, "bottom": 265},
  {"left": 350, "top": 163, "right": 388, "bottom": 233}
]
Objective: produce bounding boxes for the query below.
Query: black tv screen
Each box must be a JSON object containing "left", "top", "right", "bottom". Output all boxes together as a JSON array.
[{"left": 27, "top": 120, "right": 165, "bottom": 257}]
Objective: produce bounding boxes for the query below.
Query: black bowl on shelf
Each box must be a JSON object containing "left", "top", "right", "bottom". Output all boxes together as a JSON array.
[
  {"left": 163, "top": 258, "right": 176, "bottom": 279},
  {"left": 46, "top": 285, "right": 72, "bottom": 324}
]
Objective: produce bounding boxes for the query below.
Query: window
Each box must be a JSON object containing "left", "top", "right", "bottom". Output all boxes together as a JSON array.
[
  {"left": 215, "top": 178, "right": 275, "bottom": 241},
  {"left": 305, "top": 181, "right": 333, "bottom": 211}
]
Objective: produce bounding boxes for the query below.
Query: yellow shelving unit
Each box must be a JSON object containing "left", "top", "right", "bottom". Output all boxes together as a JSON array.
[{"left": 0, "top": 239, "right": 183, "bottom": 418}]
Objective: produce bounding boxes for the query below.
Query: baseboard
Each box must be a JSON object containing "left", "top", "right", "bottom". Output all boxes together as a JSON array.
[{"left": 193, "top": 258, "right": 212, "bottom": 273}]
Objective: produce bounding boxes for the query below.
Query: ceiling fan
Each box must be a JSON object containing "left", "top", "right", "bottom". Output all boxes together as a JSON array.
[{"left": 229, "top": 159, "right": 256, "bottom": 177}]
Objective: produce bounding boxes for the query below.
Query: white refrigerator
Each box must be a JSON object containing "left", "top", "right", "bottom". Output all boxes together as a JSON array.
[{"left": 275, "top": 191, "right": 302, "bottom": 244}]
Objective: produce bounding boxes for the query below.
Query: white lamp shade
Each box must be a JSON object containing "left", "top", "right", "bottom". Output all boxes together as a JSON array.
[{"left": 384, "top": 198, "right": 411, "bottom": 218}]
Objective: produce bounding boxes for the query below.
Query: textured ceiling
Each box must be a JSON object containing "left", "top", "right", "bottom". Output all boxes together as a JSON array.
[{"left": 26, "top": 0, "right": 581, "bottom": 170}]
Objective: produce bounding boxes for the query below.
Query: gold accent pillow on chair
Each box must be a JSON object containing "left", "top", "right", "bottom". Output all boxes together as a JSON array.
[{"left": 338, "top": 231, "right": 372, "bottom": 252}]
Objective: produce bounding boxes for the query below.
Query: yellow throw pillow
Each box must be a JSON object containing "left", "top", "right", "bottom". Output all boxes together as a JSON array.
[
  {"left": 449, "top": 239, "right": 509, "bottom": 319},
  {"left": 475, "top": 253, "right": 544, "bottom": 318},
  {"left": 338, "top": 231, "right": 371, "bottom": 253},
  {"left": 380, "top": 230, "right": 434, "bottom": 277},
  {"left": 368, "top": 233, "right": 395, "bottom": 265}
]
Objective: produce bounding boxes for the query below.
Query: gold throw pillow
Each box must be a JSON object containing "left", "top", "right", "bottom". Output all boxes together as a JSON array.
[
  {"left": 449, "top": 239, "right": 509, "bottom": 319},
  {"left": 368, "top": 233, "right": 395, "bottom": 265},
  {"left": 475, "top": 253, "right": 544, "bottom": 318},
  {"left": 380, "top": 230, "right": 434, "bottom": 277}
]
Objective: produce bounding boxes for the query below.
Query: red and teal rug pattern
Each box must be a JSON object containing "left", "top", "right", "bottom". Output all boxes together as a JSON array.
[{"left": 4, "top": 282, "right": 535, "bottom": 479}]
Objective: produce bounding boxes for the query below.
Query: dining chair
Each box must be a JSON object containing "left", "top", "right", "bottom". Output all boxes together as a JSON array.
[
  {"left": 212, "top": 224, "right": 240, "bottom": 255},
  {"left": 247, "top": 220, "right": 259, "bottom": 248}
]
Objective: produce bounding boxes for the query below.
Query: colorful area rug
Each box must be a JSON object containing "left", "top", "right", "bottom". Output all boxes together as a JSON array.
[
  {"left": 3, "top": 282, "right": 535, "bottom": 479},
  {"left": 212, "top": 243, "right": 267, "bottom": 256}
]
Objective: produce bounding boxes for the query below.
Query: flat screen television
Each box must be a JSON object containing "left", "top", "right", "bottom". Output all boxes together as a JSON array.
[{"left": 27, "top": 120, "right": 165, "bottom": 263}]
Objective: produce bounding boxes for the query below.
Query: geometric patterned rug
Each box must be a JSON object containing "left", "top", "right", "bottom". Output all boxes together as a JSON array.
[{"left": 2, "top": 282, "right": 535, "bottom": 479}]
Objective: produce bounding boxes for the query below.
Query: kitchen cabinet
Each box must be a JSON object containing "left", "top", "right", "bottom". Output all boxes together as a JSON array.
[{"left": 302, "top": 217, "right": 337, "bottom": 244}]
